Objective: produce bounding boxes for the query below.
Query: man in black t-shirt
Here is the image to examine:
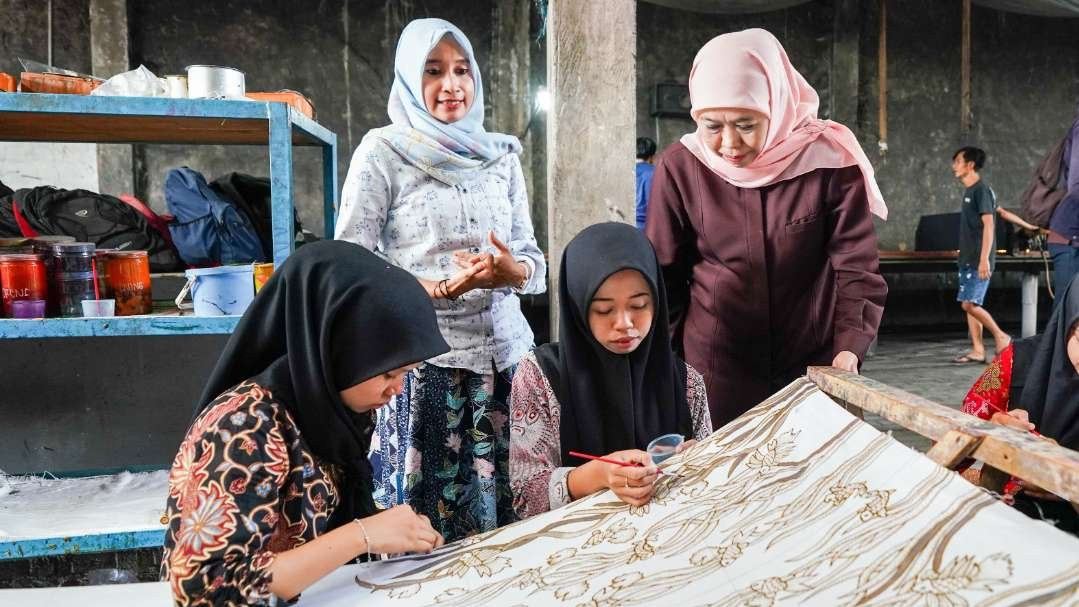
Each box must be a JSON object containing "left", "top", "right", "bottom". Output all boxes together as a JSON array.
[{"left": 951, "top": 146, "right": 1011, "bottom": 363}]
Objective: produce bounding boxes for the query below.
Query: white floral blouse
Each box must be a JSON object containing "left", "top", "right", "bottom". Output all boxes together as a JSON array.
[
  {"left": 335, "top": 130, "right": 546, "bottom": 374},
  {"left": 508, "top": 352, "right": 713, "bottom": 519}
]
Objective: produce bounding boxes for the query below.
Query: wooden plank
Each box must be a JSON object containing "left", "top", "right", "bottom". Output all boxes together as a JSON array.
[
  {"left": 924, "top": 429, "right": 982, "bottom": 467},
  {"left": 0, "top": 112, "right": 320, "bottom": 146},
  {"left": 807, "top": 366, "right": 1079, "bottom": 503}
]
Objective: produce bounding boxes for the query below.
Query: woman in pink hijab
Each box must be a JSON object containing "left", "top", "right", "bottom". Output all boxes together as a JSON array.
[{"left": 645, "top": 28, "right": 888, "bottom": 428}]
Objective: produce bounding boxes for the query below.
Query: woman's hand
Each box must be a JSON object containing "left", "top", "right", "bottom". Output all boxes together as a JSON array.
[
  {"left": 422, "top": 263, "right": 484, "bottom": 300},
  {"left": 988, "top": 409, "right": 1036, "bottom": 432},
  {"left": 601, "top": 449, "right": 659, "bottom": 507},
  {"left": 832, "top": 350, "right": 859, "bottom": 373},
  {"left": 358, "top": 505, "right": 444, "bottom": 555},
  {"left": 453, "top": 231, "right": 528, "bottom": 291}
]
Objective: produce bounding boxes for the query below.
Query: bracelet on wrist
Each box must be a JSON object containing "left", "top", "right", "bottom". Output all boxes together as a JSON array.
[{"left": 354, "top": 518, "right": 373, "bottom": 560}]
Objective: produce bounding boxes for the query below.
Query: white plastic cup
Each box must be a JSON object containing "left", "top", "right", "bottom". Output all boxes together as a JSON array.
[{"left": 81, "top": 298, "right": 116, "bottom": 317}]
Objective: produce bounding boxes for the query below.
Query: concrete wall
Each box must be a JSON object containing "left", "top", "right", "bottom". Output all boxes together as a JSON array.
[{"left": 636, "top": 0, "right": 1079, "bottom": 250}]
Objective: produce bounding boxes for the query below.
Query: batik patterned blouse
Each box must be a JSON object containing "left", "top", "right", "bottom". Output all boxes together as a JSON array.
[
  {"left": 335, "top": 131, "right": 546, "bottom": 374},
  {"left": 161, "top": 381, "right": 340, "bottom": 606},
  {"left": 962, "top": 343, "right": 1016, "bottom": 420},
  {"left": 508, "top": 352, "right": 713, "bottom": 519}
]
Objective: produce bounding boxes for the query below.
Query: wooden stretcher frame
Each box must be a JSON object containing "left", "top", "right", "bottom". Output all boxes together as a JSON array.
[{"left": 808, "top": 366, "right": 1079, "bottom": 503}]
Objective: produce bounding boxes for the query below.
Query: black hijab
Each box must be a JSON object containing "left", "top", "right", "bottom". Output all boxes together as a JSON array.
[
  {"left": 196, "top": 241, "right": 449, "bottom": 527},
  {"left": 534, "top": 222, "right": 692, "bottom": 464},
  {"left": 1020, "top": 274, "right": 1079, "bottom": 450}
]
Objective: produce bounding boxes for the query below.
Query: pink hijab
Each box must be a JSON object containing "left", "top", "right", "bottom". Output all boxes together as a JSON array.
[{"left": 680, "top": 29, "right": 888, "bottom": 219}]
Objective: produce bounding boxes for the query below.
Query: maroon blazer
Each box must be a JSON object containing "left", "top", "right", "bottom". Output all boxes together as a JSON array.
[{"left": 645, "top": 142, "right": 887, "bottom": 428}]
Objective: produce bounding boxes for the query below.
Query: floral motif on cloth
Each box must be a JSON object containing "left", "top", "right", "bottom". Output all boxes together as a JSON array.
[
  {"left": 297, "top": 379, "right": 1079, "bottom": 607},
  {"left": 161, "top": 381, "right": 340, "bottom": 606},
  {"left": 961, "top": 343, "right": 1015, "bottom": 420}
]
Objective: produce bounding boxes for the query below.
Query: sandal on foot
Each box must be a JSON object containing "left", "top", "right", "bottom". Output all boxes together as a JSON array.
[{"left": 951, "top": 353, "right": 986, "bottom": 364}]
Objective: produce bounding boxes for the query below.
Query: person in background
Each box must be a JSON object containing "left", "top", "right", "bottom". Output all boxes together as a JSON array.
[
  {"left": 959, "top": 274, "right": 1079, "bottom": 535},
  {"left": 510, "top": 223, "right": 712, "bottom": 519},
  {"left": 636, "top": 137, "right": 657, "bottom": 229},
  {"left": 335, "top": 18, "right": 545, "bottom": 542},
  {"left": 951, "top": 146, "right": 1011, "bottom": 364},
  {"left": 1048, "top": 102, "right": 1079, "bottom": 301},
  {"left": 645, "top": 29, "right": 888, "bottom": 428},
  {"left": 161, "top": 242, "right": 447, "bottom": 605}
]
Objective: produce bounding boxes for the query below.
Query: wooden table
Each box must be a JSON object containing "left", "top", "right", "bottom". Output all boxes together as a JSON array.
[{"left": 878, "top": 250, "right": 1052, "bottom": 337}]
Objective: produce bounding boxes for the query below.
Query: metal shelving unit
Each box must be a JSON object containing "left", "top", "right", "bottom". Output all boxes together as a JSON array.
[
  {"left": 0, "top": 93, "right": 339, "bottom": 558},
  {"left": 0, "top": 92, "right": 338, "bottom": 339}
]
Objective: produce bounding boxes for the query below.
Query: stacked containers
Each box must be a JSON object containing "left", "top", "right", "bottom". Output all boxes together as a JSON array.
[
  {"left": 0, "top": 254, "right": 48, "bottom": 317},
  {"left": 106, "top": 251, "right": 152, "bottom": 315},
  {"left": 31, "top": 235, "right": 76, "bottom": 315},
  {"left": 52, "top": 242, "right": 97, "bottom": 317}
]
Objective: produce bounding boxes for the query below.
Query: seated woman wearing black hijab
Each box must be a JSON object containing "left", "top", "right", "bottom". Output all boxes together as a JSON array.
[
  {"left": 161, "top": 241, "right": 447, "bottom": 605},
  {"left": 509, "top": 223, "right": 712, "bottom": 518},
  {"left": 960, "top": 274, "right": 1079, "bottom": 534}
]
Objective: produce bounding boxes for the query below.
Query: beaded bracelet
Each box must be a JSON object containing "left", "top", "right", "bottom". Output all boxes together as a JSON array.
[{"left": 354, "top": 518, "right": 373, "bottom": 561}]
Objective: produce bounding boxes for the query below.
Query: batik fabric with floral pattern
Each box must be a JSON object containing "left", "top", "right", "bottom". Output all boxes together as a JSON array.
[
  {"left": 961, "top": 343, "right": 1015, "bottom": 420},
  {"left": 369, "top": 362, "right": 515, "bottom": 542},
  {"left": 161, "top": 380, "right": 340, "bottom": 606}
]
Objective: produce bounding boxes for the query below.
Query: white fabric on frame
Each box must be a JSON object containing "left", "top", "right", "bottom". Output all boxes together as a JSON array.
[{"left": 301, "top": 379, "right": 1079, "bottom": 606}]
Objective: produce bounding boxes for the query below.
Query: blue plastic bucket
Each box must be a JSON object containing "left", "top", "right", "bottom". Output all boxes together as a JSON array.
[{"left": 179, "top": 265, "right": 254, "bottom": 316}]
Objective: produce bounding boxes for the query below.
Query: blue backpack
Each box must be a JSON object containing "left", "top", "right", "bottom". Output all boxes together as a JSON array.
[{"left": 165, "top": 167, "right": 266, "bottom": 265}]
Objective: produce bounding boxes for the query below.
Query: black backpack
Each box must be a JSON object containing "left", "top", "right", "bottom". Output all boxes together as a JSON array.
[
  {"left": 0, "top": 187, "right": 183, "bottom": 272},
  {"left": 1019, "top": 134, "right": 1069, "bottom": 228}
]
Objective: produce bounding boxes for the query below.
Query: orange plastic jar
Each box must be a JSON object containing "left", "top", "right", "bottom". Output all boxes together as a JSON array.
[
  {"left": 105, "top": 250, "right": 152, "bottom": 316},
  {"left": 253, "top": 262, "right": 274, "bottom": 293},
  {"left": 0, "top": 254, "right": 48, "bottom": 318}
]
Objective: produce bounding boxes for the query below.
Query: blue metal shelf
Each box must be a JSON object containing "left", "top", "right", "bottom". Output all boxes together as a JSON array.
[
  {"left": 0, "top": 93, "right": 339, "bottom": 338},
  {"left": 0, "top": 314, "right": 240, "bottom": 339},
  {"left": 0, "top": 530, "right": 164, "bottom": 560}
]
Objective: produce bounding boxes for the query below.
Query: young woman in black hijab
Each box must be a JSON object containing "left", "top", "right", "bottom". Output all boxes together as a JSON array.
[
  {"left": 161, "top": 241, "right": 448, "bottom": 605},
  {"left": 509, "top": 223, "right": 712, "bottom": 518},
  {"left": 960, "top": 274, "right": 1079, "bottom": 533}
]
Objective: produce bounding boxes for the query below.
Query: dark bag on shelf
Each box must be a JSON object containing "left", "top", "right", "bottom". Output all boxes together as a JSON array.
[
  {"left": 0, "top": 186, "right": 183, "bottom": 271},
  {"left": 1019, "top": 134, "right": 1069, "bottom": 228},
  {"left": 209, "top": 172, "right": 303, "bottom": 259},
  {"left": 164, "top": 167, "right": 266, "bottom": 265}
]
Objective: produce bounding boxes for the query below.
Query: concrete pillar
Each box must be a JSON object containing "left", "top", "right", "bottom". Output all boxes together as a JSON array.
[
  {"left": 489, "top": 0, "right": 532, "bottom": 189},
  {"left": 546, "top": 0, "right": 636, "bottom": 337},
  {"left": 89, "top": 0, "right": 134, "bottom": 196},
  {"left": 831, "top": 0, "right": 860, "bottom": 127}
]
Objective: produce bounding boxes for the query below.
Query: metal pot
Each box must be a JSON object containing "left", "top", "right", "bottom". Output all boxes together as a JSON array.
[{"left": 185, "top": 65, "right": 245, "bottom": 99}]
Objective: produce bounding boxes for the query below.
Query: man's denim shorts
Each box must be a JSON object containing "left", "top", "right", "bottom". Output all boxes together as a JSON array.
[{"left": 957, "top": 264, "right": 990, "bottom": 306}]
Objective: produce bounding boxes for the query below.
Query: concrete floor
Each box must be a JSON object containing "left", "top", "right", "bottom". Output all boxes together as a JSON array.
[{"left": 859, "top": 331, "right": 997, "bottom": 452}]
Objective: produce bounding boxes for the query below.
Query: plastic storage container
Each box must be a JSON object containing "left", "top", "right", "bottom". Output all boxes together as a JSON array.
[
  {"left": 0, "top": 254, "right": 48, "bottom": 318},
  {"left": 56, "top": 271, "right": 97, "bottom": 317},
  {"left": 106, "top": 251, "right": 152, "bottom": 316}
]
